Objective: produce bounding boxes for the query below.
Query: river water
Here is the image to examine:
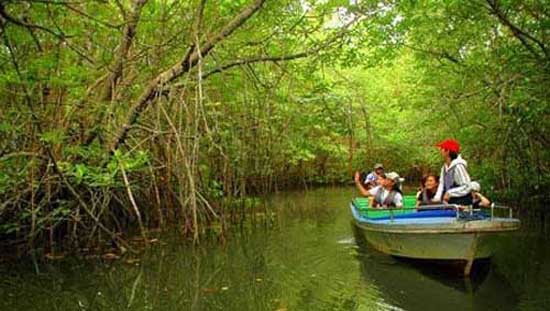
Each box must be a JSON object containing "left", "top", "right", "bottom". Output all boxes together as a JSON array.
[{"left": 1, "top": 187, "right": 549, "bottom": 310}]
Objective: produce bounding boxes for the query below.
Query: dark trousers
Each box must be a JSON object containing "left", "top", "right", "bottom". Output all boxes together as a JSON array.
[{"left": 448, "top": 194, "right": 473, "bottom": 205}]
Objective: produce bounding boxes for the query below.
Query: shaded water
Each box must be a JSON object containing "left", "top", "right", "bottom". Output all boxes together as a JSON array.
[{"left": 1, "top": 187, "right": 550, "bottom": 310}]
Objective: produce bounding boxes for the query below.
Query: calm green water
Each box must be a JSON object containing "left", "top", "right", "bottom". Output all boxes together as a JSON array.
[{"left": 1, "top": 187, "right": 550, "bottom": 311}]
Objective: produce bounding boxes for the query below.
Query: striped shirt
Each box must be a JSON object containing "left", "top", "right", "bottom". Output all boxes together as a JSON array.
[{"left": 434, "top": 155, "right": 472, "bottom": 201}]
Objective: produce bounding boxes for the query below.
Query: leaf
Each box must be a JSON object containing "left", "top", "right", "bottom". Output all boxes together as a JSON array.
[
  {"left": 74, "top": 164, "right": 88, "bottom": 184},
  {"left": 39, "top": 129, "right": 66, "bottom": 145}
]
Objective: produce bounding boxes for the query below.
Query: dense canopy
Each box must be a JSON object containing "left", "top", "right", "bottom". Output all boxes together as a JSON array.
[{"left": 0, "top": 0, "right": 548, "bottom": 254}]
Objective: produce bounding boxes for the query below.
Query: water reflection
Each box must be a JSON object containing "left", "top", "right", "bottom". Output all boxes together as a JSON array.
[
  {"left": 352, "top": 223, "right": 518, "bottom": 311},
  {"left": 1, "top": 187, "right": 549, "bottom": 311}
]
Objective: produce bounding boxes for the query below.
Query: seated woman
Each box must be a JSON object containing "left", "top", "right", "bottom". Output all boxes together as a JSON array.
[
  {"left": 416, "top": 174, "right": 440, "bottom": 207},
  {"left": 354, "top": 171, "right": 403, "bottom": 208}
]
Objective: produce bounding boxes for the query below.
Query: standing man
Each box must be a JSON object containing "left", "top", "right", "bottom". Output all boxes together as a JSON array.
[{"left": 433, "top": 139, "right": 473, "bottom": 205}]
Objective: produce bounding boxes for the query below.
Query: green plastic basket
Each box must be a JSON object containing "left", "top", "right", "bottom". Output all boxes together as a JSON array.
[{"left": 353, "top": 195, "right": 417, "bottom": 219}]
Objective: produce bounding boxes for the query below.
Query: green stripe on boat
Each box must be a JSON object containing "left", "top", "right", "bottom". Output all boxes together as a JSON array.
[{"left": 353, "top": 195, "right": 417, "bottom": 218}]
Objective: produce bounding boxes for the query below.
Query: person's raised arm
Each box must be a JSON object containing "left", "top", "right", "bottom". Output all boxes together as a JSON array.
[
  {"left": 475, "top": 192, "right": 491, "bottom": 207},
  {"left": 354, "top": 171, "right": 372, "bottom": 197}
]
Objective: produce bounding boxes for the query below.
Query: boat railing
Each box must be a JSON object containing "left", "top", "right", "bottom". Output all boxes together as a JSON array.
[
  {"left": 490, "top": 203, "right": 515, "bottom": 220},
  {"left": 384, "top": 204, "right": 463, "bottom": 221},
  {"left": 356, "top": 202, "right": 516, "bottom": 222}
]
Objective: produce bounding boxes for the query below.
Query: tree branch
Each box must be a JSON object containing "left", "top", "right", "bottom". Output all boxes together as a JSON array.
[
  {"left": 401, "top": 43, "right": 461, "bottom": 64},
  {"left": 202, "top": 14, "right": 363, "bottom": 79},
  {"left": 64, "top": 3, "right": 122, "bottom": 29},
  {"left": 100, "top": 0, "right": 149, "bottom": 101},
  {"left": 0, "top": 2, "right": 67, "bottom": 39},
  {"left": 83, "top": 0, "right": 148, "bottom": 145},
  {"left": 109, "top": 0, "right": 267, "bottom": 152},
  {"left": 202, "top": 52, "right": 310, "bottom": 79},
  {"left": 486, "top": 0, "right": 549, "bottom": 60}
]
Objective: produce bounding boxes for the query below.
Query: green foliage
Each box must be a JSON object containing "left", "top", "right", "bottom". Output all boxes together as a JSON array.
[
  {"left": 0, "top": 0, "right": 548, "bottom": 254},
  {"left": 39, "top": 129, "right": 66, "bottom": 145}
]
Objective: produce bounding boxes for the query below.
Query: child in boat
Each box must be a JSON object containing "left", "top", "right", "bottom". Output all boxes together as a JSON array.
[
  {"left": 359, "top": 163, "right": 384, "bottom": 189},
  {"left": 366, "top": 163, "right": 385, "bottom": 188},
  {"left": 433, "top": 139, "right": 473, "bottom": 205},
  {"left": 354, "top": 171, "right": 403, "bottom": 207},
  {"left": 416, "top": 174, "right": 440, "bottom": 207}
]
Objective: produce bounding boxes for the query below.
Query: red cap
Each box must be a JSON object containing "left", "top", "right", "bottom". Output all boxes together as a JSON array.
[{"left": 435, "top": 139, "right": 460, "bottom": 153}]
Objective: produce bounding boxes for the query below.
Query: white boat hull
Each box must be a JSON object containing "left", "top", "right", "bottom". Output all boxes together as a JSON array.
[{"left": 350, "top": 203, "right": 521, "bottom": 275}]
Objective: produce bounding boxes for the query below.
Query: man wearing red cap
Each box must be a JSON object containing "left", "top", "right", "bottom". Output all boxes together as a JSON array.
[{"left": 433, "top": 139, "right": 473, "bottom": 205}]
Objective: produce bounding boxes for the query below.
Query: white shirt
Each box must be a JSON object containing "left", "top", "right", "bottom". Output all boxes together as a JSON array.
[{"left": 368, "top": 186, "right": 403, "bottom": 207}]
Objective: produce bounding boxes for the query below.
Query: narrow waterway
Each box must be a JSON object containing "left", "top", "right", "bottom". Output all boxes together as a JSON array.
[{"left": 1, "top": 187, "right": 549, "bottom": 310}]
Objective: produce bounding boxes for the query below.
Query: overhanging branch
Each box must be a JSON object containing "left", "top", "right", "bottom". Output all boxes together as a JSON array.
[
  {"left": 202, "top": 14, "right": 364, "bottom": 79},
  {"left": 109, "top": 0, "right": 267, "bottom": 152},
  {"left": 201, "top": 52, "right": 310, "bottom": 79},
  {"left": 485, "top": 0, "right": 549, "bottom": 60}
]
